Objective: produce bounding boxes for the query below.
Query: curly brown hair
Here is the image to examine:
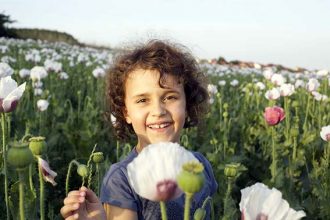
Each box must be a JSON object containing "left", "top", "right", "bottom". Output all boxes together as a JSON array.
[{"left": 106, "top": 39, "right": 209, "bottom": 140}]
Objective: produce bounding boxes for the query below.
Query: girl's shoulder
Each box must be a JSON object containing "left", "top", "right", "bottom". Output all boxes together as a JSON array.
[{"left": 103, "top": 148, "right": 138, "bottom": 181}]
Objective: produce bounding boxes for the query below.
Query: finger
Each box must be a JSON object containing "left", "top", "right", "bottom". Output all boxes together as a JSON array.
[
  {"left": 65, "top": 212, "right": 79, "bottom": 220},
  {"left": 60, "top": 203, "right": 79, "bottom": 218},
  {"left": 67, "top": 190, "right": 83, "bottom": 197},
  {"left": 80, "top": 186, "right": 100, "bottom": 203},
  {"left": 64, "top": 195, "right": 86, "bottom": 205}
]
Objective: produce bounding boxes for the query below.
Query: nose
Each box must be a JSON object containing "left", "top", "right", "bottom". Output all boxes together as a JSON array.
[{"left": 151, "top": 101, "right": 166, "bottom": 117}]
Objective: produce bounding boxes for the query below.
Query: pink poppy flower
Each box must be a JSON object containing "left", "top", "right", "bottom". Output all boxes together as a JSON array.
[{"left": 264, "top": 106, "right": 285, "bottom": 126}]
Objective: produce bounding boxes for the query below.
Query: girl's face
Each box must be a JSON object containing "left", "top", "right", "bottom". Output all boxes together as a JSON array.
[{"left": 124, "top": 69, "right": 186, "bottom": 152}]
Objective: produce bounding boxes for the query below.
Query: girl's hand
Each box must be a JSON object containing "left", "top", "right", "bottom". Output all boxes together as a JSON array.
[{"left": 60, "top": 186, "right": 106, "bottom": 220}]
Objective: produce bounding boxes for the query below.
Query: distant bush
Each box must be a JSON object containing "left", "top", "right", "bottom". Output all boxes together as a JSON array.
[{"left": 10, "top": 28, "right": 81, "bottom": 45}]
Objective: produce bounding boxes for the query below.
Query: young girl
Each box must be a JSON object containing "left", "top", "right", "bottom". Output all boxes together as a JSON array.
[{"left": 60, "top": 40, "right": 218, "bottom": 220}]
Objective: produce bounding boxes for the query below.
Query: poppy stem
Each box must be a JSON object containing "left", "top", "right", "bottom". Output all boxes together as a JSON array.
[
  {"left": 18, "top": 169, "right": 26, "bottom": 220},
  {"left": 159, "top": 201, "right": 168, "bottom": 220},
  {"left": 271, "top": 126, "right": 277, "bottom": 184},
  {"left": 38, "top": 158, "right": 45, "bottom": 220},
  {"left": 184, "top": 193, "right": 193, "bottom": 220},
  {"left": 2, "top": 113, "right": 10, "bottom": 220}
]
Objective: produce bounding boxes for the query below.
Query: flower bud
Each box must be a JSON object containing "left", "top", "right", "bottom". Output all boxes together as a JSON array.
[
  {"left": 92, "top": 152, "right": 104, "bottom": 163},
  {"left": 223, "top": 112, "right": 228, "bottom": 118},
  {"left": 224, "top": 163, "right": 238, "bottom": 178},
  {"left": 29, "top": 136, "right": 47, "bottom": 156},
  {"left": 292, "top": 101, "right": 299, "bottom": 108},
  {"left": 77, "top": 164, "right": 89, "bottom": 177},
  {"left": 290, "top": 128, "right": 299, "bottom": 137},
  {"left": 223, "top": 103, "right": 229, "bottom": 109},
  {"left": 177, "top": 161, "right": 205, "bottom": 194},
  {"left": 7, "top": 142, "right": 34, "bottom": 169},
  {"left": 194, "top": 208, "right": 206, "bottom": 220}
]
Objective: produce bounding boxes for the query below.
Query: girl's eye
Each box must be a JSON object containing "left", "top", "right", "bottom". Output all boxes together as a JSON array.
[
  {"left": 164, "top": 96, "right": 177, "bottom": 101},
  {"left": 136, "top": 98, "right": 147, "bottom": 103}
]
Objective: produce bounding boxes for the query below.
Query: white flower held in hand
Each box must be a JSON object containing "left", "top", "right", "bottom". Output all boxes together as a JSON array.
[
  {"left": 0, "top": 76, "right": 26, "bottom": 113},
  {"left": 127, "top": 142, "right": 198, "bottom": 201},
  {"left": 37, "top": 99, "right": 49, "bottom": 111},
  {"left": 240, "top": 182, "right": 306, "bottom": 220}
]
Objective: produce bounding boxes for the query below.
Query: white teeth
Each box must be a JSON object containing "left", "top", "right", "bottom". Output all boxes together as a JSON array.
[{"left": 148, "top": 123, "right": 169, "bottom": 129}]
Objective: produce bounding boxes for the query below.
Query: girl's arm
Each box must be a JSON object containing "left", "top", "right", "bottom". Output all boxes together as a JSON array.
[{"left": 103, "top": 204, "right": 138, "bottom": 220}]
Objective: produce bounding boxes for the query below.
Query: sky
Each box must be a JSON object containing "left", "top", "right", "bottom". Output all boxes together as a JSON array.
[{"left": 2, "top": 0, "right": 330, "bottom": 70}]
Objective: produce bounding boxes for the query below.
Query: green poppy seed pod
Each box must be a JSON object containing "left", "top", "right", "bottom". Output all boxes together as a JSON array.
[
  {"left": 177, "top": 161, "right": 205, "bottom": 194},
  {"left": 292, "top": 101, "right": 299, "bottom": 108},
  {"left": 7, "top": 142, "right": 34, "bottom": 169},
  {"left": 194, "top": 208, "right": 206, "bottom": 220},
  {"left": 224, "top": 164, "right": 238, "bottom": 178},
  {"left": 290, "top": 128, "right": 299, "bottom": 137},
  {"left": 246, "top": 83, "right": 253, "bottom": 89},
  {"left": 77, "top": 164, "right": 89, "bottom": 177},
  {"left": 29, "top": 136, "right": 47, "bottom": 156},
  {"left": 223, "top": 112, "right": 228, "bottom": 118},
  {"left": 92, "top": 152, "right": 104, "bottom": 163},
  {"left": 223, "top": 103, "right": 229, "bottom": 109}
]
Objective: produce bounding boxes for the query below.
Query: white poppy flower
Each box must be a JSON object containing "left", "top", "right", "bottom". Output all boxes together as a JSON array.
[
  {"left": 320, "top": 125, "right": 330, "bottom": 141},
  {"left": 44, "top": 59, "right": 62, "bottom": 73},
  {"left": 59, "top": 72, "right": 69, "bottom": 80},
  {"left": 218, "top": 80, "right": 226, "bottom": 86},
  {"left": 316, "top": 69, "right": 328, "bottom": 77},
  {"left": 263, "top": 69, "right": 273, "bottom": 80},
  {"left": 33, "top": 80, "right": 43, "bottom": 88},
  {"left": 30, "top": 66, "right": 48, "bottom": 81},
  {"left": 312, "top": 91, "right": 322, "bottom": 101},
  {"left": 19, "top": 69, "right": 31, "bottom": 78},
  {"left": 279, "top": 83, "right": 295, "bottom": 97},
  {"left": 207, "top": 84, "right": 218, "bottom": 94},
  {"left": 265, "top": 88, "right": 280, "bottom": 100},
  {"left": 230, "top": 79, "right": 239, "bottom": 87},
  {"left": 37, "top": 99, "right": 49, "bottom": 111},
  {"left": 306, "top": 78, "right": 320, "bottom": 92},
  {"left": 271, "top": 74, "right": 286, "bottom": 86},
  {"left": 38, "top": 157, "right": 57, "bottom": 186},
  {"left": 294, "top": 80, "right": 305, "bottom": 89},
  {"left": 209, "top": 97, "right": 215, "bottom": 104},
  {"left": 127, "top": 142, "right": 198, "bottom": 201},
  {"left": 255, "top": 82, "right": 266, "bottom": 90},
  {"left": 240, "top": 183, "right": 306, "bottom": 220},
  {"left": 0, "top": 62, "right": 14, "bottom": 78},
  {"left": 0, "top": 76, "right": 26, "bottom": 113},
  {"left": 110, "top": 114, "right": 117, "bottom": 125},
  {"left": 34, "top": 88, "right": 43, "bottom": 96},
  {"left": 92, "top": 67, "right": 106, "bottom": 78}
]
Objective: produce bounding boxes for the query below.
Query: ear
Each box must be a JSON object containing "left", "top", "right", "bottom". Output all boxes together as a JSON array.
[{"left": 123, "top": 108, "right": 132, "bottom": 124}]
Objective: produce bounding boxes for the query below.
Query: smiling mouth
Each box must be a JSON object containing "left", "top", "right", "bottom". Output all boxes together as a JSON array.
[{"left": 147, "top": 122, "right": 171, "bottom": 129}]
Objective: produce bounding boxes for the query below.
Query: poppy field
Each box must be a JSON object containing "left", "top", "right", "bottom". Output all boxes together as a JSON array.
[{"left": 0, "top": 37, "right": 329, "bottom": 219}]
